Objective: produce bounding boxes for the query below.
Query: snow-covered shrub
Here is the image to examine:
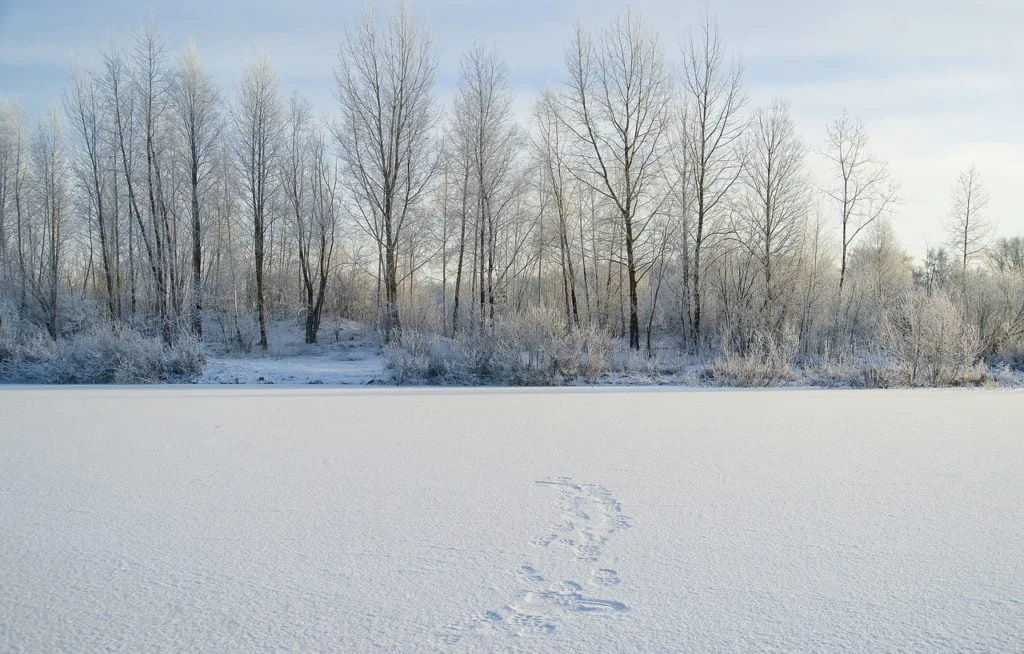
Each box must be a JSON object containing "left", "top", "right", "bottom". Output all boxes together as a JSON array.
[
  {"left": 0, "top": 326, "right": 204, "bottom": 384},
  {"left": 881, "top": 292, "right": 982, "bottom": 386},
  {"left": 385, "top": 308, "right": 617, "bottom": 385},
  {"left": 707, "top": 326, "right": 800, "bottom": 386}
]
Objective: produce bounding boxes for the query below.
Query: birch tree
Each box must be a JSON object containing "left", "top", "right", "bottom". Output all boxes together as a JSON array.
[
  {"left": 30, "top": 108, "right": 69, "bottom": 338},
  {"left": 235, "top": 57, "right": 282, "bottom": 350},
  {"left": 681, "top": 16, "right": 745, "bottom": 352},
  {"left": 534, "top": 88, "right": 579, "bottom": 329},
  {"left": 65, "top": 66, "right": 120, "bottom": 324},
  {"left": 0, "top": 102, "right": 26, "bottom": 298},
  {"left": 947, "top": 165, "right": 991, "bottom": 276},
  {"left": 282, "top": 94, "right": 338, "bottom": 343},
  {"left": 735, "top": 99, "right": 807, "bottom": 332},
  {"left": 173, "top": 42, "right": 221, "bottom": 338},
  {"left": 560, "top": 12, "right": 674, "bottom": 349},
  {"left": 450, "top": 44, "right": 521, "bottom": 328},
  {"left": 134, "top": 29, "right": 180, "bottom": 343},
  {"left": 822, "top": 110, "right": 898, "bottom": 293},
  {"left": 334, "top": 4, "right": 438, "bottom": 343}
]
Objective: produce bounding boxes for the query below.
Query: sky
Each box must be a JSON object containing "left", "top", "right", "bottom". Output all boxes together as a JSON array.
[{"left": 2, "top": 0, "right": 1023, "bottom": 260}]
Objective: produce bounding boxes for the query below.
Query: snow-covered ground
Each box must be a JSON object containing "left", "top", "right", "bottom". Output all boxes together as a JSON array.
[
  {"left": 198, "top": 320, "right": 388, "bottom": 385},
  {"left": 2, "top": 387, "right": 1022, "bottom": 652}
]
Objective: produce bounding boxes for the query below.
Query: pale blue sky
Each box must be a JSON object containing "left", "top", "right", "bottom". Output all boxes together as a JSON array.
[{"left": 2, "top": 0, "right": 1023, "bottom": 257}]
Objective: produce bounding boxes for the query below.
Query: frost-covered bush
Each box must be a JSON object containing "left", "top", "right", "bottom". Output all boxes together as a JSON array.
[
  {"left": 0, "top": 324, "right": 204, "bottom": 384},
  {"left": 707, "top": 326, "right": 800, "bottom": 386},
  {"left": 882, "top": 292, "right": 982, "bottom": 386},
  {"left": 385, "top": 308, "right": 617, "bottom": 385}
]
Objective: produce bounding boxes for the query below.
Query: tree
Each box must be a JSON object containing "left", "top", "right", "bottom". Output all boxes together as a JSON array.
[
  {"left": 0, "top": 101, "right": 27, "bottom": 299},
  {"left": 65, "top": 65, "right": 120, "bottom": 324},
  {"left": 134, "top": 28, "right": 180, "bottom": 344},
  {"left": 30, "top": 108, "right": 69, "bottom": 338},
  {"left": 235, "top": 57, "right": 282, "bottom": 351},
  {"left": 173, "top": 41, "right": 221, "bottom": 339},
  {"left": 560, "top": 12, "right": 673, "bottom": 349},
  {"left": 734, "top": 99, "right": 807, "bottom": 332},
  {"left": 822, "top": 110, "right": 898, "bottom": 293},
  {"left": 989, "top": 237, "right": 1024, "bottom": 276},
  {"left": 947, "top": 165, "right": 992, "bottom": 276},
  {"left": 103, "top": 45, "right": 145, "bottom": 321},
  {"left": 282, "top": 93, "right": 338, "bottom": 343},
  {"left": 450, "top": 44, "right": 521, "bottom": 329},
  {"left": 334, "top": 4, "right": 438, "bottom": 343},
  {"left": 681, "top": 16, "right": 745, "bottom": 352},
  {"left": 534, "top": 88, "right": 579, "bottom": 329},
  {"left": 920, "top": 247, "right": 953, "bottom": 292}
]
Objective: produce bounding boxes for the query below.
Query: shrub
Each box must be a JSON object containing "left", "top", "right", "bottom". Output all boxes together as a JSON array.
[
  {"left": 0, "top": 325, "right": 205, "bottom": 384},
  {"left": 881, "top": 292, "right": 982, "bottom": 386},
  {"left": 708, "top": 326, "right": 800, "bottom": 386},
  {"left": 385, "top": 308, "right": 618, "bottom": 385}
]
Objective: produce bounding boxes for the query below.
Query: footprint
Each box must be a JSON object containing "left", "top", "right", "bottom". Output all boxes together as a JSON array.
[
  {"left": 590, "top": 568, "right": 621, "bottom": 586},
  {"left": 435, "top": 625, "right": 464, "bottom": 645},
  {"left": 438, "top": 478, "right": 630, "bottom": 648},
  {"left": 516, "top": 564, "right": 544, "bottom": 583},
  {"left": 506, "top": 610, "right": 557, "bottom": 635},
  {"left": 539, "top": 581, "right": 629, "bottom": 613}
]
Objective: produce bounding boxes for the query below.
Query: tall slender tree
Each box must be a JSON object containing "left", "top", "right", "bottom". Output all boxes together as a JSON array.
[
  {"left": 735, "top": 99, "right": 807, "bottom": 332},
  {"left": 235, "top": 57, "right": 282, "bottom": 351},
  {"left": 560, "top": 12, "right": 674, "bottom": 349},
  {"left": 173, "top": 41, "right": 221, "bottom": 339},
  {"left": 333, "top": 4, "right": 438, "bottom": 343},
  {"left": 823, "top": 110, "right": 898, "bottom": 293},
  {"left": 947, "top": 165, "right": 991, "bottom": 277},
  {"left": 681, "top": 16, "right": 745, "bottom": 353}
]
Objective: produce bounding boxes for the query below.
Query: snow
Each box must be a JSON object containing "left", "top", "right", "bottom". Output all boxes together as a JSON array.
[
  {"left": 197, "top": 320, "right": 388, "bottom": 385},
  {"left": 1, "top": 387, "right": 1022, "bottom": 651}
]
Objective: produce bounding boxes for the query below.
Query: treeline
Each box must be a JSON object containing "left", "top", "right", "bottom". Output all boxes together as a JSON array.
[{"left": 1, "top": 6, "right": 1023, "bottom": 384}]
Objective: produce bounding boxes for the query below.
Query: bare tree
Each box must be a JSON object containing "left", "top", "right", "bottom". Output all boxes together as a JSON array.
[
  {"left": 0, "top": 102, "right": 30, "bottom": 311},
  {"left": 234, "top": 57, "right": 282, "bottom": 351},
  {"left": 947, "top": 165, "right": 992, "bottom": 276},
  {"left": 282, "top": 94, "right": 338, "bottom": 343},
  {"left": 441, "top": 126, "right": 473, "bottom": 335},
  {"left": 681, "top": 15, "right": 745, "bottom": 352},
  {"left": 989, "top": 237, "right": 1024, "bottom": 277},
  {"left": 333, "top": 4, "right": 438, "bottom": 343},
  {"left": 65, "top": 65, "right": 120, "bottom": 324},
  {"left": 0, "top": 102, "right": 23, "bottom": 294},
  {"left": 822, "top": 110, "right": 898, "bottom": 293},
  {"left": 560, "top": 12, "right": 674, "bottom": 349},
  {"left": 534, "top": 88, "right": 579, "bottom": 329},
  {"left": 104, "top": 45, "right": 146, "bottom": 322},
  {"left": 173, "top": 41, "right": 221, "bottom": 338},
  {"left": 30, "top": 108, "right": 69, "bottom": 338},
  {"left": 134, "top": 28, "right": 180, "bottom": 343},
  {"left": 734, "top": 99, "right": 807, "bottom": 332},
  {"left": 450, "top": 44, "right": 521, "bottom": 328}
]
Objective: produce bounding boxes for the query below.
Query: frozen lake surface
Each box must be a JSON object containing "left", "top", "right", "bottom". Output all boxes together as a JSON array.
[{"left": 1, "top": 387, "right": 1022, "bottom": 652}]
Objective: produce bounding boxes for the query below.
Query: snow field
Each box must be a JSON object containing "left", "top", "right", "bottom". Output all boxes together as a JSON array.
[{"left": 1, "top": 387, "right": 1022, "bottom": 652}]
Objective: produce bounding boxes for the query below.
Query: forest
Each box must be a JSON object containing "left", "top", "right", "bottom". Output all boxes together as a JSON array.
[{"left": 1, "top": 5, "right": 1022, "bottom": 386}]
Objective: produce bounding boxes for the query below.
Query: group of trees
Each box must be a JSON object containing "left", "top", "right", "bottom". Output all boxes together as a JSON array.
[{"left": 1, "top": 5, "right": 1022, "bottom": 374}]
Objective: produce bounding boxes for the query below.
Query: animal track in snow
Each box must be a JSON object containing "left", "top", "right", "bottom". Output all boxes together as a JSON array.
[
  {"left": 516, "top": 564, "right": 545, "bottom": 583},
  {"left": 590, "top": 568, "right": 621, "bottom": 586},
  {"left": 516, "top": 581, "right": 628, "bottom": 615},
  {"left": 531, "top": 477, "right": 632, "bottom": 562},
  {"left": 433, "top": 478, "right": 630, "bottom": 648}
]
